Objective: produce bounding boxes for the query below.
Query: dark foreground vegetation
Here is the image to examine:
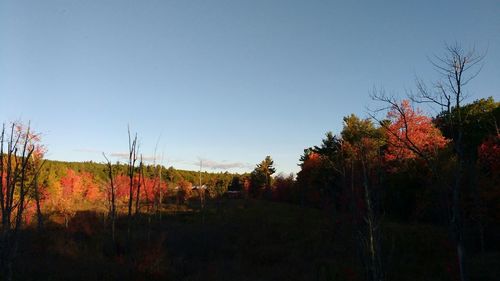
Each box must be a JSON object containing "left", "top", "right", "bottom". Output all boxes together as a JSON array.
[{"left": 11, "top": 199, "right": 500, "bottom": 281}]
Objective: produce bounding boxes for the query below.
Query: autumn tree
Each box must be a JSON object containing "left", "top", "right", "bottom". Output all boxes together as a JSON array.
[
  {"left": 296, "top": 151, "right": 328, "bottom": 206},
  {"left": 177, "top": 179, "right": 192, "bottom": 204},
  {"left": 383, "top": 100, "right": 449, "bottom": 163},
  {"left": 368, "top": 97, "right": 451, "bottom": 222},
  {"left": 297, "top": 132, "right": 344, "bottom": 208}
]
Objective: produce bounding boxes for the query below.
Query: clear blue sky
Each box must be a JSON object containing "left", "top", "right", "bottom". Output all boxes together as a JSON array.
[{"left": 1, "top": 0, "right": 499, "bottom": 174}]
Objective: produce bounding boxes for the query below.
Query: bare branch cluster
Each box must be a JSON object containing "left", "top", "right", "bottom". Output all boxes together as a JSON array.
[
  {"left": 0, "top": 122, "right": 45, "bottom": 279},
  {"left": 412, "top": 43, "right": 485, "bottom": 114}
]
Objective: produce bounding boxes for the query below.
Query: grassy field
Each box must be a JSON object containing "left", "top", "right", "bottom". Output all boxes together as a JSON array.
[{"left": 12, "top": 199, "right": 500, "bottom": 281}]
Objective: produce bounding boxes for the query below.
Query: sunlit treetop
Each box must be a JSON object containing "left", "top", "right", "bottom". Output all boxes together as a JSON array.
[{"left": 384, "top": 100, "right": 449, "bottom": 162}]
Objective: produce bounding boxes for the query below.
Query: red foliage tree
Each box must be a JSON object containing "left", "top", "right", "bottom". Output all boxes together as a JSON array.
[
  {"left": 60, "top": 169, "right": 82, "bottom": 199},
  {"left": 81, "top": 172, "right": 100, "bottom": 201},
  {"left": 478, "top": 134, "right": 500, "bottom": 175},
  {"left": 60, "top": 169, "right": 103, "bottom": 203},
  {"left": 114, "top": 175, "right": 132, "bottom": 202},
  {"left": 478, "top": 134, "right": 500, "bottom": 222},
  {"left": 384, "top": 100, "right": 448, "bottom": 163}
]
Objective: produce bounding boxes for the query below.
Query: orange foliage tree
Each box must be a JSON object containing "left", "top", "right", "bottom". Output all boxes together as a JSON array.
[
  {"left": 177, "top": 180, "right": 192, "bottom": 204},
  {"left": 296, "top": 151, "right": 324, "bottom": 205}
]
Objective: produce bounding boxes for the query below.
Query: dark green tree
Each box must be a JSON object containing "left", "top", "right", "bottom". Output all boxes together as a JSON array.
[
  {"left": 250, "top": 156, "right": 276, "bottom": 197},
  {"left": 228, "top": 176, "right": 242, "bottom": 191},
  {"left": 296, "top": 132, "right": 344, "bottom": 208},
  {"left": 435, "top": 97, "right": 499, "bottom": 160},
  {"left": 341, "top": 114, "right": 386, "bottom": 281},
  {"left": 435, "top": 96, "right": 499, "bottom": 252}
]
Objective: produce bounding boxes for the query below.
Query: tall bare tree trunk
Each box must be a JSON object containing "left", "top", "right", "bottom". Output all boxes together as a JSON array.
[
  {"left": 0, "top": 123, "right": 37, "bottom": 281},
  {"left": 33, "top": 172, "right": 44, "bottom": 232},
  {"left": 158, "top": 164, "right": 163, "bottom": 221},
  {"left": 135, "top": 156, "right": 143, "bottom": 216},
  {"left": 398, "top": 44, "right": 483, "bottom": 281},
  {"left": 468, "top": 160, "right": 485, "bottom": 253},
  {"left": 361, "top": 157, "right": 383, "bottom": 281},
  {"left": 103, "top": 153, "right": 116, "bottom": 243},
  {"left": 127, "top": 127, "right": 138, "bottom": 239}
]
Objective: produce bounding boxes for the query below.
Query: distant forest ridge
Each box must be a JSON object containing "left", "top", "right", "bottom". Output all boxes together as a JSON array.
[{"left": 42, "top": 159, "right": 245, "bottom": 185}]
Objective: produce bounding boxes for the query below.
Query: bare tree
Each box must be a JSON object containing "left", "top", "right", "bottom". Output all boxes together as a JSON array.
[
  {"left": 359, "top": 145, "right": 384, "bottom": 281},
  {"left": 359, "top": 132, "right": 384, "bottom": 281},
  {"left": 32, "top": 159, "right": 46, "bottom": 232},
  {"left": 339, "top": 115, "right": 386, "bottom": 281},
  {"left": 157, "top": 160, "right": 162, "bottom": 220},
  {"left": 127, "top": 126, "right": 138, "bottom": 236},
  {"left": 199, "top": 160, "right": 205, "bottom": 210},
  {"left": 412, "top": 44, "right": 483, "bottom": 281},
  {"left": 135, "top": 154, "right": 143, "bottom": 216},
  {"left": 151, "top": 138, "right": 162, "bottom": 219},
  {"left": 157, "top": 152, "right": 166, "bottom": 221},
  {"left": 103, "top": 153, "right": 116, "bottom": 243},
  {"left": 0, "top": 122, "right": 41, "bottom": 281},
  {"left": 372, "top": 44, "right": 484, "bottom": 281}
]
